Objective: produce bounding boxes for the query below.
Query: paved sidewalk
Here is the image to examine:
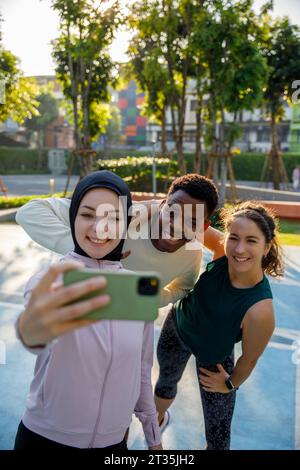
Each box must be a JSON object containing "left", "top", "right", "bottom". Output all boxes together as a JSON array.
[
  {"left": 1, "top": 174, "right": 300, "bottom": 201},
  {"left": 0, "top": 224, "right": 299, "bottom": 449}
]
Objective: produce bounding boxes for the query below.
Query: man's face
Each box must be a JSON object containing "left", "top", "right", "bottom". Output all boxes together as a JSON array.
[{"left": 156, "top": 189, "right": 209, "bottom": 252}]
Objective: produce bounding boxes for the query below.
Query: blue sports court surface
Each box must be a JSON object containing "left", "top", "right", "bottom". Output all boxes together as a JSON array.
[{"left": 0, "top": 224, "right": 299, "bottom": 449}]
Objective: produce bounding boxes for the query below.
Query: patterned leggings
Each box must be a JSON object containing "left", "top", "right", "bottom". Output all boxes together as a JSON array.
[{"left": 155, "top": 305, "right": 236, "bottom": 450}]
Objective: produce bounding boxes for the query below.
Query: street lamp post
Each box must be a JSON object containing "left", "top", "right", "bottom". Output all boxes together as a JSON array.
[
  {"left": 49, "top": 176, "right": 55, "bottom": 195},
  {"left": 151, "top": 139, "right": 157, "bottom": 198}
]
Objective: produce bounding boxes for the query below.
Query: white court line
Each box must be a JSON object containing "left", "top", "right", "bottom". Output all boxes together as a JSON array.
[
  {"left": 0, "top": 301, "right": 23, "bottom": 309},
  {"left": 268, "top": 341, "right": 294, "bottom": 350},
  {"left": 271, "top": 327, "right": 300, "bottom": 449},
  {"left": 0, "top": 289, "right": 23, "bottom": 295},
  {"left": 275, "top": 327, "right": 300, "bottom": 339}
]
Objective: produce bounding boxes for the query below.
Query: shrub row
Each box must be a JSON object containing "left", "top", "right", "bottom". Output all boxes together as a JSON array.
[
  {"left": 2, "top": 146, "right": 300, "bottom": 182},
  {"left": 0, "top": 193, "right": 71, "bottom": 209},
  {"left": 95, "top": 156, "right": 180, "bottom": 192},
  {"left": 0, "top": 147, "right": 49, "bottom": 173},
  {"left": 184, "top": 152, "right": 300, "bottom": 181}
]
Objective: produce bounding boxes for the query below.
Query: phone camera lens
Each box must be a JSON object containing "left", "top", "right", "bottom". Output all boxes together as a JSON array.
[{"left": 138, "top": 277, "right": 159, "bottom": 295}]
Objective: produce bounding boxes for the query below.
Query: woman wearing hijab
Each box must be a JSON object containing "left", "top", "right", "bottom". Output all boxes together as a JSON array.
[{"left": 14, "top": 171, "right": 162, "bottom": 450}]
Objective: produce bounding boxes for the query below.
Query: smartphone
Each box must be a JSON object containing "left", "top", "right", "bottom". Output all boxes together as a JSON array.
[{"left": 63, "top": 269, "right": 160, "bottom": 322}]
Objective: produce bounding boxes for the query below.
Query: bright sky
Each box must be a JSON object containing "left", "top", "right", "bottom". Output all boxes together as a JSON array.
[{"left": 0, "top": 0, "right": 300, "bottom": 76}]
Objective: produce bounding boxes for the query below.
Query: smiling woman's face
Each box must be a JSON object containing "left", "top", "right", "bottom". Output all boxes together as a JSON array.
[
  {"left": 225, "top": 216, "right": 271, "bottom": 274},
  {"left": 74, "top": 188, "right": 123, "bottom": 258}
]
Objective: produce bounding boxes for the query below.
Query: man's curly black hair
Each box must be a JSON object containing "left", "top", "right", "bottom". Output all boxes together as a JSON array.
[{"left": 167, "top": 173, "right": 218, "bottom": 216}]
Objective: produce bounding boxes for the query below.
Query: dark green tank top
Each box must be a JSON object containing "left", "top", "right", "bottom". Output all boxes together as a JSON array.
[{"left": 175, "top": 256, "right": 273, "bottom": 365}]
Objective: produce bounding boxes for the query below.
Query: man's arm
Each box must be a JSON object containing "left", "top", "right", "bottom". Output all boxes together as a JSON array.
[
  {"left": 16, "top": 197, "right": 157, "bottom": 255},
  {"left": 16, "top": 197, "right": 73, "bottom": 255},
  {"left": 203, "top": 226, "right": 225, "bottom": 260},
  {"left": 160, "top": 249, "right": 202, "bottom": 306}
]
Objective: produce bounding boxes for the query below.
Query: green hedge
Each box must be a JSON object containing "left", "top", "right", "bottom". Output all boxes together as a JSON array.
[
  {"left": 2, "top": 145, "right": 300, "bottom": 182},
  {"left": 96, "top": 149, "right": 150, "bottom": 159},
  {"left": 95, "top": 152, "right": 300, "bottom": 189},
  {"left": 232, "top": 152, "right": 300, "bottom": 181},
  {"left": 0, "top": 147, "right": 49, "bottom": 173},
  {"left": 185, "top": 152, "right": 300, "bottom": 181},
  {"left": 95, "top": 156, "right": 180, "bottom": 192}
]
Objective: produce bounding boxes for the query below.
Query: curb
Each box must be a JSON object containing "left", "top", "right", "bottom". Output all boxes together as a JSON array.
[{"left": 0, "top": 209, "right": 17, "bottom": 222}]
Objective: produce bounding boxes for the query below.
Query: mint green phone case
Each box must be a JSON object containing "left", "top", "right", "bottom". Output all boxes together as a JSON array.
[{"left": 63, "top": 269, "right": 160, "bottom": 322}]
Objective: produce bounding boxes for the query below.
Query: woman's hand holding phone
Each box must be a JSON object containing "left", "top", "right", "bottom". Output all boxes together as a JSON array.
[{"left": 18, "top": 261, "right": 110, "bottom": 348}]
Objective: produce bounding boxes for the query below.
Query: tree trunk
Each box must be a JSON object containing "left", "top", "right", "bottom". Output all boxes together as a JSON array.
[
  {"left": 37, "top": 130, "right": 44, "bottom": 170},
  {"left": 170, "top": 104, "right": 187, "bottom": 174},
  {"left": 211, "top": 107, "right": 219, "bottom": 187},
  {"left": 82, "top": 94, "right": 91, "bottom": 174},
  {"left": 160, "top": 104, "right": 167, "bottom": 155},
  {"left": 177, "top": 108, "right": 187, "bottom": 175},
  {"left": 67, "top": 26, "right": 82, "bottom": 179},
  {"left": 81, "top": 58, "right": 93, "bottom": 175},
  {"left": 165, "top": 3, "right": 188, "bottom": 176},
  {"left": 177, "top": 139, "right": 186, "bottom": 175},
  {"left": 72, "top": 96, "right": 82, "bottom": 177},
  {"left": 219, "top": 111, "right": 227, "bottom": 206},
  {"left": 194, "top": 94, "right": 203, "bottom": 174},
  {"left": 270, "top": 110, "right": 281, "bottom": 190}
]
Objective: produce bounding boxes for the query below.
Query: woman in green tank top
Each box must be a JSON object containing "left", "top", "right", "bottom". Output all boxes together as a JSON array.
[{"left": 155, "top": 202, "right": 284, "bottom": 449}]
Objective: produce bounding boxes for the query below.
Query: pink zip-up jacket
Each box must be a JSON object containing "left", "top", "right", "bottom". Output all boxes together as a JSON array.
[{"left": 17, "top": 251, "right": 161, "bottom": 448}]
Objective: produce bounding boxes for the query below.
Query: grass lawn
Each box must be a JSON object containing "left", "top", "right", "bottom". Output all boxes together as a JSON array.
[
  {"left": 278, "top": 219, "right": 300, "bottom": 246},
  {"left": 0, "top": 193, "right": 71, "bottom": 209}
]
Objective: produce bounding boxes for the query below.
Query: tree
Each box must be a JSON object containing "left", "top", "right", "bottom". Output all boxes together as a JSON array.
[
  {"left": 25, "top": 91, "right": 59, "bottom": 169},
  {"left": 127, "top": 30, "right": 172, "bottom": 154},
  {"left": 190, "top": 0, "right": 268, "bottom": 203},
  {"left": 130, "top": 0, "right": 199, "bottom": 173},
  {"left": 51, "top": 0, "right": 121, "bottom": 175},
  {"left": 0, "top": 14, "right": 38, "bottom": 125},
  {"left": 259, "top": 14, "right": 300, "bottom": 189},
  {"left": 129, "top": 0, "right": 268, "bottom": 190}
]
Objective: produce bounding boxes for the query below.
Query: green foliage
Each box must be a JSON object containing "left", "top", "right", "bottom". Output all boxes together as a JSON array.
[
  {"left": 51, "top": 0, "right": 121, "bottom": 151},
  {"left": 0, "top": 48, "right": 39, "bottom": 124},
  {"left": 0, "top": 193, "right": 71, "bottom": 209},
  {"left": 96, "top": 155, "right": 179, "bottom": 178},
  {"left": 260, "top": 16, "right": 300, "bottom": 115},
  {"left": 88, "top": 102, "right": 111, "bottom": 141},
  {"left": 0, "top": 147, "right": 49, "bottom": 173},
  {"left": 25, "top": 92, "right": 59, "bottom": 132},
  {"left": 184, "top": 152, "right": 300, "bottom": 181},
  {"left": 191, "top": 0, "right": 268, "bottom": 113},
  {"left": 0, "top": 11, "right": 39, "bottom": 123},
  {"left": 128, "top": 0, "right": 269, "bottom": 177},
  {"left": 257, "top": 13, "right": 300, "bottom": 187},
  {"left": 127, "top": 7, "right": 172, "bottom": 125},
  {"left": 95, "top": 155, "right": 179, "bottom": 191},
  {"left": 128, "top": 0, "right": 199, "bottom": 172},
  {"left": 2, "top": 146, "right": 299, "bottom": 181}
]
